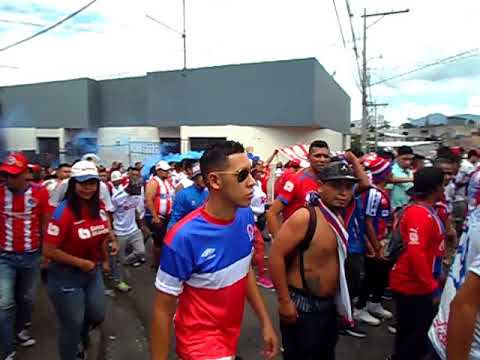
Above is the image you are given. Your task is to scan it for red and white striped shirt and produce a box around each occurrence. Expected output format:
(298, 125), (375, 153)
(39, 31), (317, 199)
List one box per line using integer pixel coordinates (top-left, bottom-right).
(151, 176), (175, 217)
(0, 183), (49, 253)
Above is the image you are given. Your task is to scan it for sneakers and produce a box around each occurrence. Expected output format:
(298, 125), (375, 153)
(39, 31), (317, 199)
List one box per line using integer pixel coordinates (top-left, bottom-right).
(256, 276), (274, 289)
(116, 281), (132, 292)
(17, 329), (36, 347)
(131, 261), (142, 268)
(367, 301), (393, 320)
(344, 322), (368, 338)
(4, 352), (16, 360)
(387, 322), (397, 334)
(354, 308), (381, 326)
(76, 343), (88, 360)
(382, 289), (393, 301)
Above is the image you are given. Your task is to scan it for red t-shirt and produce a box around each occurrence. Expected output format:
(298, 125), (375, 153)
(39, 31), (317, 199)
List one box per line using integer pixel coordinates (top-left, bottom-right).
(0, 183), (49, 253)
(44, 201), (110, 262)
(276, 170), (319, 219)
(390, 204), (445, 295)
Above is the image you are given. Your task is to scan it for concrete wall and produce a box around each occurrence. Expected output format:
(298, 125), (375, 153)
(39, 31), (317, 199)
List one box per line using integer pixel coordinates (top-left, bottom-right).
(147, 59), (316, 128)
(0, 79), (92, 128)
(180, 125), (347, 160)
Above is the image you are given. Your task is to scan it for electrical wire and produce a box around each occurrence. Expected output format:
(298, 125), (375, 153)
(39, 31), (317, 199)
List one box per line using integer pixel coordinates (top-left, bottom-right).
(345, 0), (362, 83)
(332, 0), (346, 48)
(371, 48), (480, 86)
(0, 19), (43, 27)
(0, 0), (97, 53)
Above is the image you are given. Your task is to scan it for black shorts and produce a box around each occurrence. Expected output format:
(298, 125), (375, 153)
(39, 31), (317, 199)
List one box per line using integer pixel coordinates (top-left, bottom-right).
(145, 216), (170, 246)
(280, 286), (338, 360)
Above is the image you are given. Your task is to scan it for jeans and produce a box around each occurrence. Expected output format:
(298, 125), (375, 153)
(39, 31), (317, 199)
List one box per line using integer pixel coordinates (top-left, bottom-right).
(394, 292), (435, 360)
(345, 252), (365, 301)
(0, 250), (41, 356)
(46, 264), (106, 360)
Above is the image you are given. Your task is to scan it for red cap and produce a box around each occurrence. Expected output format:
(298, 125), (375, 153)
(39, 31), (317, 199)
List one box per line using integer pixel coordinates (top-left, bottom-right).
(0, 152), (29, 175)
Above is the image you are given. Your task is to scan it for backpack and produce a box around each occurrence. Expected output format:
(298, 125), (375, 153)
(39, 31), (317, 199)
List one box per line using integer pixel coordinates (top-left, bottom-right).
(384, 206), (407, 264)
(298, 206), (317, 294)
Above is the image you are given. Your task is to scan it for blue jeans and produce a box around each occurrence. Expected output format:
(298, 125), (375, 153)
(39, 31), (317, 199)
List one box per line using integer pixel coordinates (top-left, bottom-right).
(46, 264), (106, 360)
(0, 250), (41, 356)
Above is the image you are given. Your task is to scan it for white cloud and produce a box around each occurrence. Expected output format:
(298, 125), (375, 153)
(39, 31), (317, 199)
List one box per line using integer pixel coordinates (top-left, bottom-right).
(0, 0), (479, 125)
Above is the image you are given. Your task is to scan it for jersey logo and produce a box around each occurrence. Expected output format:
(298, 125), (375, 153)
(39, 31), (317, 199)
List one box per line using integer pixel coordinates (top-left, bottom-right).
(47, 223), (60, 236)
(200, 248), (216, 260)
(78, 228), (92, 240)
(408, 229), (419, 245)
(27, 198), (37, 207)
(283, 181), (294, 193)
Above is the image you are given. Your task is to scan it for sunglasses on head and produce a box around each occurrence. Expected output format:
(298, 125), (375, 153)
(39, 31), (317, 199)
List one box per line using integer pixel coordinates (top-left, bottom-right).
(214, 168), (251, 183)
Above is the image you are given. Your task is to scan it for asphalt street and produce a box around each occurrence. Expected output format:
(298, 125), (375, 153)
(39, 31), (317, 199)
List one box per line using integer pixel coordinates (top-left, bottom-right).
(13, 263), (394, 360)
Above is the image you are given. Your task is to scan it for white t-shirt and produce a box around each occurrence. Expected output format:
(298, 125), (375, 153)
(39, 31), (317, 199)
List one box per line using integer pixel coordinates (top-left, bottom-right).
(429, 206), (480, 359)
(111, 187), (145, 236)
(250, 181), (267, 221)
(455, 159), (476, 201)
(49, 179), (114, 212)
(178, 177), (194, 190)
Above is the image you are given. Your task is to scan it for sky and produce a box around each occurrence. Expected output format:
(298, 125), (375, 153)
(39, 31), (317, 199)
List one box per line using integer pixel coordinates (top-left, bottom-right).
(0, 0), (479, 126)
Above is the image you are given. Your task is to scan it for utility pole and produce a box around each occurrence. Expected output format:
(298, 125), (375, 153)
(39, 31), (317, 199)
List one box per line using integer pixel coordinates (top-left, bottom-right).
(367, 102), (388, 150)
(360, 8), (409, 150)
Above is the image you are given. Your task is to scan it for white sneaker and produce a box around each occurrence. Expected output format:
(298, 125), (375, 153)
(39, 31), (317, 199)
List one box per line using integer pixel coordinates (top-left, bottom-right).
(17, 329), (36, 347)
(4, 351), (16, 360)
(354, 307), (381, 326)
(367, 301), (393, 320)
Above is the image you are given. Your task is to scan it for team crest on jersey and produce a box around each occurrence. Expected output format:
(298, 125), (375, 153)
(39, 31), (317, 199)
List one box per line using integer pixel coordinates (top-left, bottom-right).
(283, 181), (294, 193)
(78, 228), (92, 240)
(27, 198), (37, 207)
(247, 224), (255, 242)
(47, 223), (60, 236)
(6, 156), (16, 165)
(408, 229), (419, 245)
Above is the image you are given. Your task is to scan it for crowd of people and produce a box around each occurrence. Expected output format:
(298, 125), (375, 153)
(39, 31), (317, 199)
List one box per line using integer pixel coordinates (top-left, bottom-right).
(0, 140), (479, 360)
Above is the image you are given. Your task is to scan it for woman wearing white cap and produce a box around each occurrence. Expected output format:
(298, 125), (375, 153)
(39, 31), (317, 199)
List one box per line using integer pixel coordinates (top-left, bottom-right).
(42, 161), (118, 360)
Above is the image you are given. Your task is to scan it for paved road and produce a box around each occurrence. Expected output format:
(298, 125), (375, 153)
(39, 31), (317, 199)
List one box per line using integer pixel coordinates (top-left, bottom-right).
(13, 263), (394, 360)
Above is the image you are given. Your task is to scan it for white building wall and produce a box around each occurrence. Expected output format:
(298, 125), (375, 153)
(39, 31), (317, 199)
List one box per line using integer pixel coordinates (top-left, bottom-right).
(181, 125), (347, 160)
(97, 126), (180, 166)
(3, 128), (37, 151)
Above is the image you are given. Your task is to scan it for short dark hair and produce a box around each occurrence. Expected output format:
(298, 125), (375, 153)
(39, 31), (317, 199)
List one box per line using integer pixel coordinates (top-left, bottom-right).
(434, 157), (456, 167)
(200, 140), (245, 180)
(57, 163), (71, 169)
(397, 146), (413, 156)
(377, 149), (395, 161)
(309, 140), (329, 154)
(468, 149), (479, 159)
(414, 167), (445, 199)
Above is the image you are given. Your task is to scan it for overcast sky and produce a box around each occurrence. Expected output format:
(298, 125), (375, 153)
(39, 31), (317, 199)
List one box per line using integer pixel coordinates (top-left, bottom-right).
(0, 0), (479, 125)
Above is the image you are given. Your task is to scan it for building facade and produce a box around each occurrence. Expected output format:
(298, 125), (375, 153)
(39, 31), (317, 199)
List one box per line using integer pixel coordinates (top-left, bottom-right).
(0, 58), (351, 165)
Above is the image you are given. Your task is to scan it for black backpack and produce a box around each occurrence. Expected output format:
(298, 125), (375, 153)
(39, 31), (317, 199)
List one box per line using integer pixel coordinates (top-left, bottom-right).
(384, 206), (409, 264)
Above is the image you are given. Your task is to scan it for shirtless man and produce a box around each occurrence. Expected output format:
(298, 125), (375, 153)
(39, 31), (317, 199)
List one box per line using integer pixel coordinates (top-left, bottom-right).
(269, 161), (357, 359)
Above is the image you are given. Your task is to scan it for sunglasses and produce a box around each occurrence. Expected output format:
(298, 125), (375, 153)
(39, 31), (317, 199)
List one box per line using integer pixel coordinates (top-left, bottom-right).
(214, 168), (252, 183)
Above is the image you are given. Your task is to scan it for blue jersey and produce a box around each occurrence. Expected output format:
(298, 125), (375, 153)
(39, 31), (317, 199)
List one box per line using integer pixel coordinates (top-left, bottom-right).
(345, 195), (366, 254)
(167, 185), (208, 229)
(156, 206), (255, 360)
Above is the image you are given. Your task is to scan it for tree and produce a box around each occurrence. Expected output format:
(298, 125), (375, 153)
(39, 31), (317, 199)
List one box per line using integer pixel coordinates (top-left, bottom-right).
(401, 123), (415, 129)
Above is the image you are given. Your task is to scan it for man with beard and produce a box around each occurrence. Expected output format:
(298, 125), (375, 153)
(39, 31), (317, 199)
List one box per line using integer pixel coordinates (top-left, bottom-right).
(266, 140), (330, 238)
(269, 161), (357, 359)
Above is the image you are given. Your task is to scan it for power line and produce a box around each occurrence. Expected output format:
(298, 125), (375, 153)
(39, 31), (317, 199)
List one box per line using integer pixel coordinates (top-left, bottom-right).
(145, 14), (183, 36)
(332, 0), (346, 48)
(0, 0), (97, 53)
(344, 0), (363, 90)
(370, 48), (480, 86)
(0, 18), (43, 27)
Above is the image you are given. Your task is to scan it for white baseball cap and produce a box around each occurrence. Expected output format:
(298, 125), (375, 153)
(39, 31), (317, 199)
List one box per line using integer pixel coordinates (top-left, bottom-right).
(110, 171), (122, 182)
(191, 163), (202, 178)
(155, 160), (171, 171)
(81, 153), (100, 164)
(71, 161), (99, 182)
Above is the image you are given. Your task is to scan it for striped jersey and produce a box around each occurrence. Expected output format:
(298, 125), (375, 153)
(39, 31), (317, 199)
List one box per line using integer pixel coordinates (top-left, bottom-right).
(155, 206), (255, 360)
(0, 183), (49, 252)
(149, 176), (175, 217)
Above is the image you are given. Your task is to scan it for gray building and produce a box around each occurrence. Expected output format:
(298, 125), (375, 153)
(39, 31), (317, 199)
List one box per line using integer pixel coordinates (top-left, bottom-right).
(0, 58), (350, 164)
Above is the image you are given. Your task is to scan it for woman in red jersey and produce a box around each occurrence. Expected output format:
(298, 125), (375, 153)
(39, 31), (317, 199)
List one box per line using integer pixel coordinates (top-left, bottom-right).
(43, 161), (118, 360)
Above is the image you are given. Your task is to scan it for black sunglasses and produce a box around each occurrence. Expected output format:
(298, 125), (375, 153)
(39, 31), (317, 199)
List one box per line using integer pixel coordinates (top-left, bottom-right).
(214, 169), (251, 183)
